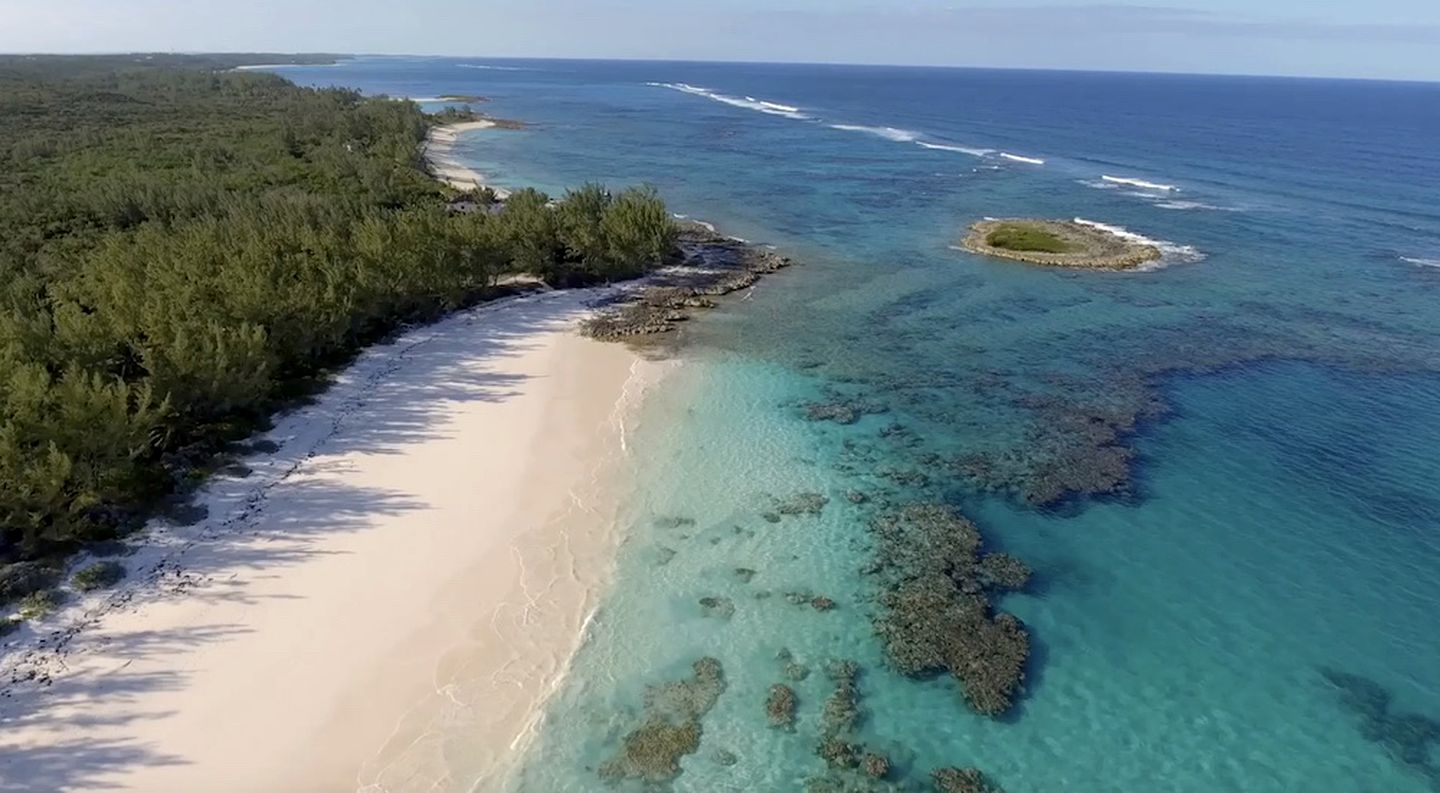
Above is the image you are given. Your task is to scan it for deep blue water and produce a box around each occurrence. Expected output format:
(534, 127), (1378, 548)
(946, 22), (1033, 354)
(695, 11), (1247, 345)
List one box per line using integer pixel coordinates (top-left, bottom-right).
(276, 57), (1440, 791)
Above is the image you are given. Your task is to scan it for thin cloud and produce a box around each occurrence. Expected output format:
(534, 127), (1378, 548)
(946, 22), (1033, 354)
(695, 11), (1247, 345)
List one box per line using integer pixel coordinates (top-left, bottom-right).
(937, 4), (1440, 43)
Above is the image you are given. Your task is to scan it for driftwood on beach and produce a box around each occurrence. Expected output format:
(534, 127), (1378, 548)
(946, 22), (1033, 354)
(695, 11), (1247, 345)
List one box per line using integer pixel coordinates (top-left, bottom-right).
(581, 222), (795, 343)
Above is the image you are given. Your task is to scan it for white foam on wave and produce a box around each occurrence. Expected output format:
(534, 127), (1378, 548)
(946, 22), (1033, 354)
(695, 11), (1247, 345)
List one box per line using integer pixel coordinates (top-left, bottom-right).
(999, 152), (1045, 165)
(829, 124), (921, 142)
(916, 141), (994, 158)
(1073, 218), (1206, 268)
(459, 64), (530, 71)
(648, 82), (809, 119)
(1102, 175), (1178, 192)
(1155, 200), (1237, 212)
(1400, 256), (1440, 268)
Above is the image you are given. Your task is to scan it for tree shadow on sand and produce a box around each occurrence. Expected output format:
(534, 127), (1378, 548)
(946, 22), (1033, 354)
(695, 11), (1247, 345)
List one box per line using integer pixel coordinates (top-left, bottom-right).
(0, 294), (594, 789)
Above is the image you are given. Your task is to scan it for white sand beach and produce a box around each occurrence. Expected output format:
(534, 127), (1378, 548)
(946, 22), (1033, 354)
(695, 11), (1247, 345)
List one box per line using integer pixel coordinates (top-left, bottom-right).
(0, 290), (664, 792)
(424, 121), (512, 198)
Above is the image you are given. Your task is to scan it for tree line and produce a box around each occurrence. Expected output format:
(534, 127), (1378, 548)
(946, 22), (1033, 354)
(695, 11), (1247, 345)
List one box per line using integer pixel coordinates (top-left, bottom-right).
(0, 56), (676, 598)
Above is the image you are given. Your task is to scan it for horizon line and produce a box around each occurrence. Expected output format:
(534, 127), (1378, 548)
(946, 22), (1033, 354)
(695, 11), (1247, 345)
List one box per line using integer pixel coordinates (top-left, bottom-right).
(3, 50), (1437, 86)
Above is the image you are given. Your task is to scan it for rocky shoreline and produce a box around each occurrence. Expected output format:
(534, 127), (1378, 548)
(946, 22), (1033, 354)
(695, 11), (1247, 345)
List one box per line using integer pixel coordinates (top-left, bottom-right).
(962, 218), (1161, 270)
(582, 221), (795, 344)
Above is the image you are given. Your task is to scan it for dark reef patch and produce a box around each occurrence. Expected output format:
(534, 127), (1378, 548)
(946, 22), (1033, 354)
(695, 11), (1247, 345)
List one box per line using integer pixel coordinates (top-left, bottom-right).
(1320, 668), (1440, 790)
(932, 767), (1001, 793)
(869, 505), (1030, 717)
(598, 657), (727, 785)
(766, 683), (799, 729)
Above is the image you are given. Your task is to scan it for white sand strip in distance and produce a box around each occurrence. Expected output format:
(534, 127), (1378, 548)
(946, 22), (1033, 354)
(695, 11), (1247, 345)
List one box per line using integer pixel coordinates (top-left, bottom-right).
(424, 121), (512, 198)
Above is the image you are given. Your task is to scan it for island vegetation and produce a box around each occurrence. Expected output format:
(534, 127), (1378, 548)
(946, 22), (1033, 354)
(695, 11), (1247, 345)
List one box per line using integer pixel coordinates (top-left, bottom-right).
(0, 55), (677, 606)
(962, 218), (1160, 269)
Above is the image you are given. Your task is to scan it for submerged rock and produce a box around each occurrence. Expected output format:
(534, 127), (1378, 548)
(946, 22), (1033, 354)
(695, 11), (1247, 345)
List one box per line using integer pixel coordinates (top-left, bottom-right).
(766, 683), (798, 729)
(775, 492), (830, 517)
(712, 748), (739, 767)
(818, 736), (861, 770)
(932, 767), (999, 793)
(869, 504), (1031, 717)
(599, 721), (700, 783)
(977, 553), (1031, 590)
(598, 658), (727, 784)
(699, 596), (736, 620)
(861, 752), (891, 780)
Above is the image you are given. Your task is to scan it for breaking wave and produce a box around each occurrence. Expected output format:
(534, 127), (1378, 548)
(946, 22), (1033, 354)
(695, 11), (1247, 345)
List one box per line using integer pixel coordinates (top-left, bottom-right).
(916, 141), (994, 158)
(648, 83), (809, 119)
(999, 152), (1045, 165)
(1400, 256), (1440, 268)
(1073, 218), (1206, 267)
(1102, 175), (1179, 192)
(459, 64), (531, 71)
(830, 124), (921, 142)
(1155, 200), (1237, 212)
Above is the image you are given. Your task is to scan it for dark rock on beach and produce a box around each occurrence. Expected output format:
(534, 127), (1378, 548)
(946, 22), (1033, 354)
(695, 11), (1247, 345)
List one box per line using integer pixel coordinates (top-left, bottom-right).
(582, 224), (795, 343)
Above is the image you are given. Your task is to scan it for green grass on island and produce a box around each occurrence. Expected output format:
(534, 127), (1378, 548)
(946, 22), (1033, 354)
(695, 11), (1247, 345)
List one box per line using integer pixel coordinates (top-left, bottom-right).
(984, 223), (1079, 254)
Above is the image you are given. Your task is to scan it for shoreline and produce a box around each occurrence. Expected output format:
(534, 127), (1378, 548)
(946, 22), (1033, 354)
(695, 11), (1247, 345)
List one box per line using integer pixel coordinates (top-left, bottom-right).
(0, 289), (669, 792)
(424, 121), (512, 198)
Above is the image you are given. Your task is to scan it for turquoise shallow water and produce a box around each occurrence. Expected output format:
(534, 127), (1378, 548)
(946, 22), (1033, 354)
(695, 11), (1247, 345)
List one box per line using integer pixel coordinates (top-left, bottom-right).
(276, 58), (1440, 791)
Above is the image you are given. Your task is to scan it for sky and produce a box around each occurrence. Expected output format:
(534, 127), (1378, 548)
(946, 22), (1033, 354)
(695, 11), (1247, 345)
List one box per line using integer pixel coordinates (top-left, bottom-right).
(2, 0), (1439, 81)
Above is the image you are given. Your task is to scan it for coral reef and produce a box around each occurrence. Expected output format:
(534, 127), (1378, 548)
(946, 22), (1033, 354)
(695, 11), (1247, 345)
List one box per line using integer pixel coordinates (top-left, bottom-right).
(766, 683), (798, 729)
(699, 596), (736, 620)
(932, 767), (999, 793)
(784, 591), (840, 611)
(777, 648), (811, 681)
(977, 554), (1032, 590)
(598, 657), (727, 784)
(861, 752), (891, 780)
(822, 661), (862, 736)
(868, 505), (1030, 716)
(775, 492), (830, 517)
(1321, 668), (1440, 789)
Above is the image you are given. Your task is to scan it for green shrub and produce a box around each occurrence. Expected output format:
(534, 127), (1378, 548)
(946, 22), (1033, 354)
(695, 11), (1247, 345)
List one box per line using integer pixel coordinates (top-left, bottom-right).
(73, 560), (127, 592)
(0, 561), (60, 605)
(17, 589), (65, 620)
(985, 224), (1076, 254)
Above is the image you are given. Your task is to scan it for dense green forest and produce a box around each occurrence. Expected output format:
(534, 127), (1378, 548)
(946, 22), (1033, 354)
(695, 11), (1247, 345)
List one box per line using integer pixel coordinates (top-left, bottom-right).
(0, 56), (677, 603)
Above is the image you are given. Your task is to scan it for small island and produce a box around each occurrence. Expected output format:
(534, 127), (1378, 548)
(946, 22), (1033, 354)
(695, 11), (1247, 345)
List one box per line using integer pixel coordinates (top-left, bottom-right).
(961, 218), (1161, 270)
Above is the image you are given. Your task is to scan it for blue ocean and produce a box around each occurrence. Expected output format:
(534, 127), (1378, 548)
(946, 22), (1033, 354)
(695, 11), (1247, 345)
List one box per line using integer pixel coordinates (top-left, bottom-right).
(276, 57), (1440, 791)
